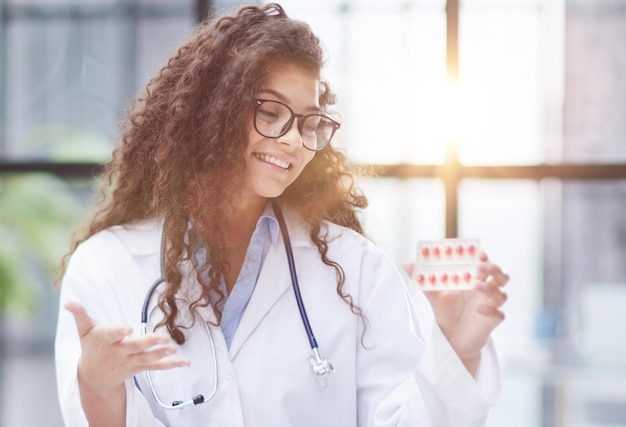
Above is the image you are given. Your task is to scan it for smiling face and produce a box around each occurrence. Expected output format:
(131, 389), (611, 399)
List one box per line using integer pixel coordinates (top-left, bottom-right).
(242, 62), (319, 202)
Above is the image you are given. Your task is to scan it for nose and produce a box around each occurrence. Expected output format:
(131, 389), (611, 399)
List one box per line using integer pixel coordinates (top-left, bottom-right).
(276, 119), (303, 149)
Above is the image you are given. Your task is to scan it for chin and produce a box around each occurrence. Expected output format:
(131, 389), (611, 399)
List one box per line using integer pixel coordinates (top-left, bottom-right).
(260, 189), (287, 199)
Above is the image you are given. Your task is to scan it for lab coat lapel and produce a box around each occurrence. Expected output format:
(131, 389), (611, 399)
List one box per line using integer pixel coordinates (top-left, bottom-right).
(228, 209), (312, 358)
(228, 239), (291, 358)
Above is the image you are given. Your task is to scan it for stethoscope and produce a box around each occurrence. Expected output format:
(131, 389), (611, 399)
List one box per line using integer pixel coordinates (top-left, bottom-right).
(140, 201), (335, 410)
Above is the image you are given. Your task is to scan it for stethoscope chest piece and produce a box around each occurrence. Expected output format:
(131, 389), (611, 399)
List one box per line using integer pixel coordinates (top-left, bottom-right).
(309, 348), (335, 388)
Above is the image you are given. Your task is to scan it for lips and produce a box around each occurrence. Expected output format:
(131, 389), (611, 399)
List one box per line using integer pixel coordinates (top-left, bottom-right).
(254, 153), (292, 170)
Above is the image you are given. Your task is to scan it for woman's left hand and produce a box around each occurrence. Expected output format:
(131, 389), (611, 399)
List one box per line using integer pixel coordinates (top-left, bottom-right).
(404, 252), (509, 376)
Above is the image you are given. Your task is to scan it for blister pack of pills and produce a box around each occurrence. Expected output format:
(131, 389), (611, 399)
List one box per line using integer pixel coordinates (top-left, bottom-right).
(413, 238), (481, 291)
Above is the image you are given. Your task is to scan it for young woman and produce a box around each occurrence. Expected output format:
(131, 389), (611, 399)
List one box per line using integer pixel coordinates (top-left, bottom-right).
(55, 4), (509, 427)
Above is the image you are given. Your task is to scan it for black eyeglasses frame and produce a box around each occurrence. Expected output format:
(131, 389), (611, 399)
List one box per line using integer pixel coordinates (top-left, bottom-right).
(253, 99), (341, 151)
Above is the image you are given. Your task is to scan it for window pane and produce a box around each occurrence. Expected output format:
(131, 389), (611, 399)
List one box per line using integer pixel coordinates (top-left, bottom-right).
(3, 3), (194, 161)
(359, 177), (445, 264)
(5, 18), (130, 160)
(274, 0), (448, 164)
(563, 2), (626, 162)
(459, 179), (543, 342)
(562, 180), (626, 357)
(458, 1), (563, 165)
(459, 179), (544, 427)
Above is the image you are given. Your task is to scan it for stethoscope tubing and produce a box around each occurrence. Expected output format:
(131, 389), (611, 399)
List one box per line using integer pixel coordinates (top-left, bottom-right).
(271, 200), (319, 351)
(139, 201), (333, 410)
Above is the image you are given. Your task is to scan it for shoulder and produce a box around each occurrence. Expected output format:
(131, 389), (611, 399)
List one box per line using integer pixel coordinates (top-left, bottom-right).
(75, 217), (163, 258)
(60, 218), (164, 324)
(324, 221), (381, 257)
(284, 208), (387, 262)
(66, 217), (163, 284)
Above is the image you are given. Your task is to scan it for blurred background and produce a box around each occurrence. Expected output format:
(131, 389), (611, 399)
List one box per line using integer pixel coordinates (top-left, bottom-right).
(1, 0), (625, 425)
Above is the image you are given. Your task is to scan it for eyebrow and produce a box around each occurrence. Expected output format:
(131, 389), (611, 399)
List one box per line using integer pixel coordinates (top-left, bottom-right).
(258, 88), (320, 112)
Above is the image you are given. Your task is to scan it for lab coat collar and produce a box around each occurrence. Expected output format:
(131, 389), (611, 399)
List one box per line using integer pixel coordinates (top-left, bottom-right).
(271, 202), (315, 249)
(133, 208), (316, 352)
(116, 217), (164, 256)
(119, 205), (315, 256)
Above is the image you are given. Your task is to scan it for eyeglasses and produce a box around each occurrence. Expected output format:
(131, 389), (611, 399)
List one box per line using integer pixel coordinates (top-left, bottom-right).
(253, 99), (341, 151)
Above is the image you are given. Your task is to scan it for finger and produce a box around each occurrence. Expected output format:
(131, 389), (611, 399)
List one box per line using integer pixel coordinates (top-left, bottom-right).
(65, 301), (98, 338)
(476, 262), (509, 286)
(491, 269), (510, 287)
(121, 333), (172, 354)
(145, 357), (191, 372)
(476, 304), (506, 323)
(65, 301), (132, 342)
(475, 284), (508, 307)
(476, 276), (507, 292)
(129, 346), (190, 371)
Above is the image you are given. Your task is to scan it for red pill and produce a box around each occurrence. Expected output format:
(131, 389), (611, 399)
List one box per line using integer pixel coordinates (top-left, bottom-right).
(440, 272), (449, 284)
(468, 244), (477, 257)
(433, 246), (441, 258)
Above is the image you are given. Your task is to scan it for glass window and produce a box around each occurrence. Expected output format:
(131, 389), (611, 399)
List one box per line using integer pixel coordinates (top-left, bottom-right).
(458, 1), (552, 165)
(562, 2), (626, 163)
(359, 177), (445, 263)
(0, 2), (197, 425)
(3, 1), (626, 426)
(2, 1), (195, 161)
(278, 0), (448, 164)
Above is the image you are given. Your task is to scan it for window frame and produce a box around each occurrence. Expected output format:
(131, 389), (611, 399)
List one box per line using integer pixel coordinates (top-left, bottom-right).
(1, 1), (626, 423)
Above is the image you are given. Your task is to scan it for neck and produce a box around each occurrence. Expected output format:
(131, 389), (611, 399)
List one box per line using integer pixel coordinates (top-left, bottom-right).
(221, 196), (269, 293)
(225, 195), (267, 240)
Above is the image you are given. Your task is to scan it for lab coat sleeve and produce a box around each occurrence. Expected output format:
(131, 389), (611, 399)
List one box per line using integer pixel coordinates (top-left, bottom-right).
(411, 287), (501, 427)
(354, 245), (500, 427)
(54, 236), (166, 427)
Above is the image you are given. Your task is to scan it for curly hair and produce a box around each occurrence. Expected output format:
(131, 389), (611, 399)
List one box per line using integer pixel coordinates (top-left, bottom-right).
(59, 3), (368, 344)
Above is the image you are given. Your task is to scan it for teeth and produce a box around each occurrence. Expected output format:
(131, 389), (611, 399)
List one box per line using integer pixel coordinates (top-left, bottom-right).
(255, 153), (290, 169)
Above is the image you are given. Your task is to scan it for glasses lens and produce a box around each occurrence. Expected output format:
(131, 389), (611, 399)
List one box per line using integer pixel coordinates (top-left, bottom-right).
(302, 115), (335, 150)
(255, 100), (292, 138)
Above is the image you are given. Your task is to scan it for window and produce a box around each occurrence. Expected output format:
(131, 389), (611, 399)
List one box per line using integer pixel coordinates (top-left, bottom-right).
(2, 1), (625, 425)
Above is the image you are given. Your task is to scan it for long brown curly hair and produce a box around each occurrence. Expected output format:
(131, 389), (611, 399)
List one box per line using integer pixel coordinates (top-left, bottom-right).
(59, 3), (368, 344)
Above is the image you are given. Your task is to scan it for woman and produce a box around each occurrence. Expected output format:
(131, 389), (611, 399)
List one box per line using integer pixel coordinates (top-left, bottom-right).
(55, 4), (508, 427)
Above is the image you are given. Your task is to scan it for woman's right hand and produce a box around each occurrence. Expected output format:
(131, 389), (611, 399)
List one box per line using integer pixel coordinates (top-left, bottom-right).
(64, 301), (189, 426)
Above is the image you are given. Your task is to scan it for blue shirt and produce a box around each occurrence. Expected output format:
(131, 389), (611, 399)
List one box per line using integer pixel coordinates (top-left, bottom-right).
(192, 204), (279, 348)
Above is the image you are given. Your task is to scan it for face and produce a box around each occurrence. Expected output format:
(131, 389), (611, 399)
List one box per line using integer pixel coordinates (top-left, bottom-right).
(242, 63), (319, 201)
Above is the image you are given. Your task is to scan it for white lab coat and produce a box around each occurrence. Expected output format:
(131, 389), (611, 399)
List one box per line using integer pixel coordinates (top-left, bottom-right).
(55, 212), (500, 427)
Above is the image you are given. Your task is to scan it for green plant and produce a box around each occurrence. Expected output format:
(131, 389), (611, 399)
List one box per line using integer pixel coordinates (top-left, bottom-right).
(0, 173), (92, 316)
(0, 125), (109, 316)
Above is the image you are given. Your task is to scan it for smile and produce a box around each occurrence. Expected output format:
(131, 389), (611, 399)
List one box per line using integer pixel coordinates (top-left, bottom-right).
(254, 153), (292, 170)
